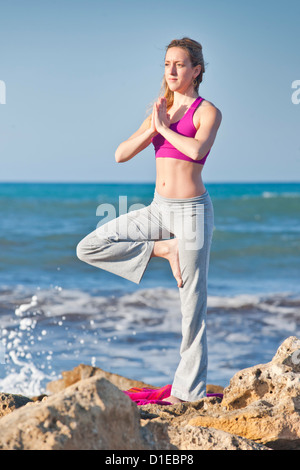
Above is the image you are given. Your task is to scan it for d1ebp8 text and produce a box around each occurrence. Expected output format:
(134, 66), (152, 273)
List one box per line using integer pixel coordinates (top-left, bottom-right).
(104, 453), (194, 466)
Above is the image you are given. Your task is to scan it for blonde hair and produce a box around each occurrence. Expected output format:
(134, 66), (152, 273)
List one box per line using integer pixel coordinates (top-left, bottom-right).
(161, 37), (206, 110)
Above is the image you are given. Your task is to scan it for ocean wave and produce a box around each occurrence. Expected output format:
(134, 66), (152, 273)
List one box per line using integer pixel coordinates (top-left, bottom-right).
(1, 285), (299, 323)
(0, 285), (299, 396)
(207, 292), (300, 316)
(262, 191), (300, 199)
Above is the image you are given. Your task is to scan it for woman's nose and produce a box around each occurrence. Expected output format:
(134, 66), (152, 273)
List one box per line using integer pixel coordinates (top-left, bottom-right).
(170, 64), (177, 75)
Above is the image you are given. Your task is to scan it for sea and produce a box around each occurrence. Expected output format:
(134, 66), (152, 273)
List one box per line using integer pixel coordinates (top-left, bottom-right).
(0, 182), (300, 396)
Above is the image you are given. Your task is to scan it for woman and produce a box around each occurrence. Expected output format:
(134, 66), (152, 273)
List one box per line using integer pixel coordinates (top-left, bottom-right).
(77, 37), (222, 404)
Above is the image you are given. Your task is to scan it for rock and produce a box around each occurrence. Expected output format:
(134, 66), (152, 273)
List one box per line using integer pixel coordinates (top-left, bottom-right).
(31, 394), (48, 402)
(222, 336), (300, 410)
(168, 424), (268, 450)
(46, 363), (224, 396)
(46, 363), (154, 394)
(162, 424), (269, 450)
(188, 336), (300, 450)
(141, 414), (268, 450)
(206, 384), (224, 394)
(1, 336), (300, 450)
(0, 374), (266, 451)
(0, 377), (145, 450)
(0, 393), (33, 418)
(139, 396), (268, 450)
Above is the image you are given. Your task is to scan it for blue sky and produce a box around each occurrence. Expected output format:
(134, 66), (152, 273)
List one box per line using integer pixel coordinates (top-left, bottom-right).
(0, 0), (299, 183)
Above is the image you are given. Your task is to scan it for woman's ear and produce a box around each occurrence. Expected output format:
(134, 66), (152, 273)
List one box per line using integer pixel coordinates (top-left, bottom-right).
(193, 64), (202, 80)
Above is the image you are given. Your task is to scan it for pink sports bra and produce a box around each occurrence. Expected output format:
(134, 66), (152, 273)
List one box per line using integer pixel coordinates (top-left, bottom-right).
(151, 96), (210, 165)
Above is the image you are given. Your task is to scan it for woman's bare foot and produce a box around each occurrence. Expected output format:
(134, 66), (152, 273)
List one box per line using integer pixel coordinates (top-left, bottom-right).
(163, 395), (185, 404)
(151, 238), (183, 288)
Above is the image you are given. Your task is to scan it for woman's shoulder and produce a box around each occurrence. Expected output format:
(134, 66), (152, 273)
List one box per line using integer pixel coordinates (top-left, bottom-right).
(195, 98), (222, 125)
(199, 97), (221, 113)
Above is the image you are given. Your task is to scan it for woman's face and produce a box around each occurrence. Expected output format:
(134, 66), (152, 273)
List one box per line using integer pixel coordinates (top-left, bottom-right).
(164, 47), (200, 94)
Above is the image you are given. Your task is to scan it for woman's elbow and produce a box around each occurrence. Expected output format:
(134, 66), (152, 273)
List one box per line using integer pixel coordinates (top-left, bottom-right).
(191, 144), (205, 162)
(115, 146), (124, 163)
(115, 146), (136, 163)
(193, 143), (211, 162)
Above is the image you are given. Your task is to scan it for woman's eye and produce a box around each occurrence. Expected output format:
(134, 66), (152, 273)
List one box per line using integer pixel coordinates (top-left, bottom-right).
(164, 63), (184, 67)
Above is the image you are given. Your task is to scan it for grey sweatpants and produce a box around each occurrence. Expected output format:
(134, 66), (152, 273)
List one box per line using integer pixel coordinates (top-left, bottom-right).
(76, 189), (214, 401)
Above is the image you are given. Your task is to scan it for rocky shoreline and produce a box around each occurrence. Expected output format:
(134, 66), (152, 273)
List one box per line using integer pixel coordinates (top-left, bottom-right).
(0, 336), (300, 450)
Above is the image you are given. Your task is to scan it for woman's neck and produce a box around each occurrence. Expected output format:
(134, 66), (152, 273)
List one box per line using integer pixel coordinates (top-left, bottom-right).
(172, 90), (199, 108)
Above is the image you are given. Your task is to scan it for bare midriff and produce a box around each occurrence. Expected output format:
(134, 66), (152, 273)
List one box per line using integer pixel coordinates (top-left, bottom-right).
(155, 157), (206, 198)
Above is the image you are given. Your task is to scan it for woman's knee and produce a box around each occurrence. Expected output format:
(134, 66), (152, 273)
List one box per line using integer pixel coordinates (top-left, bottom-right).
(76, 231), (108, 263)
(76, 237), (90, 262)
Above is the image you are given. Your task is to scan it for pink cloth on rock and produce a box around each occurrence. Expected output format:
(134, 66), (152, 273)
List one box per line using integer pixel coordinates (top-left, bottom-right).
(123, 384), (223, 406)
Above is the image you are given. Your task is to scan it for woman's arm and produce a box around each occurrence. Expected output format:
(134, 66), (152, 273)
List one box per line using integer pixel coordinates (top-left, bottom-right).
(154, 98), (222, 161)
(115, 109), (157, 163)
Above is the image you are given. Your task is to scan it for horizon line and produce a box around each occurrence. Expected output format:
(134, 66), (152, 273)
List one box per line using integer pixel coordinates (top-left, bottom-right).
(0, 180), (300, 185)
